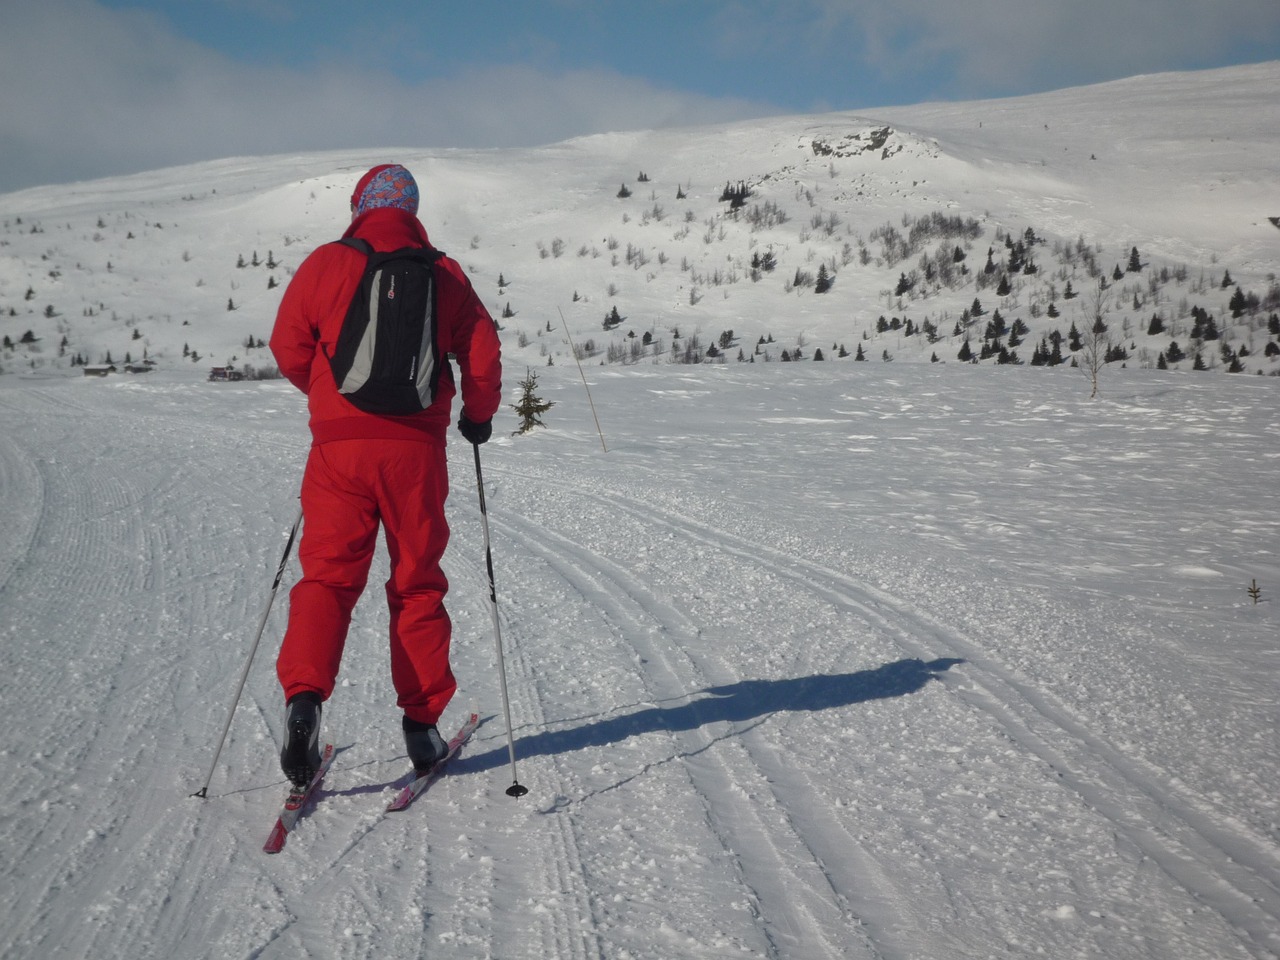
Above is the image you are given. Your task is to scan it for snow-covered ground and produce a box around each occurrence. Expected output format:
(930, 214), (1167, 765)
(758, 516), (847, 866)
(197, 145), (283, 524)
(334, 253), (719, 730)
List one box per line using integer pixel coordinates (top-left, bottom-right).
(0, 358), (1277, 959)
(1, 60), (1278, 960)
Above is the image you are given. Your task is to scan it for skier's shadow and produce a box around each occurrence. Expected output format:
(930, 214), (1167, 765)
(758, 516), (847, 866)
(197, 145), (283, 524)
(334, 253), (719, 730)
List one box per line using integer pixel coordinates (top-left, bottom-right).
(463, 656), (964, 774)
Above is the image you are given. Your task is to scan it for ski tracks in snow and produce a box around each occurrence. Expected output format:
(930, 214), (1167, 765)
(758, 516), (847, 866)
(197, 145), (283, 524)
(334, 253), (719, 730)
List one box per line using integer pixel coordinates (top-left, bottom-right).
(0, 384), (309, 960)
(490, 509), (881, 959)
(4, 376), (1276, 960)
(481, 459), (1280, 960)
(475, 461), (931, 959)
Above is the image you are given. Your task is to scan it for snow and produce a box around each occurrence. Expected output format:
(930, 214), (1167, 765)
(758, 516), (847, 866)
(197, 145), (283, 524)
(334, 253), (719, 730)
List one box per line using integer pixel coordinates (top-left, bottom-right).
(1, 63), (1279, 959)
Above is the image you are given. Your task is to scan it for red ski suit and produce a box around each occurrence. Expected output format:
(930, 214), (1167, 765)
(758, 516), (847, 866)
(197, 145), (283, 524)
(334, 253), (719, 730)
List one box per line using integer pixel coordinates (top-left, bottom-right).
(270, 206), (502, 724)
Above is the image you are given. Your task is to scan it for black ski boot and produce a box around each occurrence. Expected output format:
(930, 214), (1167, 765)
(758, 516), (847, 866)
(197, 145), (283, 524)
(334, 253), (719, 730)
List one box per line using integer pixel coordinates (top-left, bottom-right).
(403, 715), (447, 773)
(280, 692), (322, 788)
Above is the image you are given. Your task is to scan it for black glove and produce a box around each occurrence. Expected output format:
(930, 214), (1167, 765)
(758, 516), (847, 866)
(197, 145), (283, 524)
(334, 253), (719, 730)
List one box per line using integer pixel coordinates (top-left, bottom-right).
(458, 414), (492, 445)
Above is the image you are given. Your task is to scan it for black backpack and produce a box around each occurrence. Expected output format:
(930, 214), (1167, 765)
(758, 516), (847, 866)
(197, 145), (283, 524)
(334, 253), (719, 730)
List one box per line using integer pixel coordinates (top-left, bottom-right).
(327, 238), (446, 414)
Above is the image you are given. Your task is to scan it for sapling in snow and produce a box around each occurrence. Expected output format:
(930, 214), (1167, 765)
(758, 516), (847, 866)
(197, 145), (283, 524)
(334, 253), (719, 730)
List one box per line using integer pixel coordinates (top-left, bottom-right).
(511, 367), (553, 435)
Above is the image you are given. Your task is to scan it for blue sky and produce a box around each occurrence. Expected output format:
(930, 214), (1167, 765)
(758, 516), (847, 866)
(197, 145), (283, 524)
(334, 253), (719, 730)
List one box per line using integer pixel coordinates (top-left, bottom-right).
(2, 0), (1278, 193)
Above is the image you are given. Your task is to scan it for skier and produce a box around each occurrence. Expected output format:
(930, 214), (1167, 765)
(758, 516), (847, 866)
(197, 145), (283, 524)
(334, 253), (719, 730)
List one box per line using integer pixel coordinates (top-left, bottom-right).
(269, 163), (502, 787)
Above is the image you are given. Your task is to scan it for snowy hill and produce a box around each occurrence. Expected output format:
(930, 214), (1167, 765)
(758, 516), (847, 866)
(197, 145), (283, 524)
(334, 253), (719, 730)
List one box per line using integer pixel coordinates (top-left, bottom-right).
(1, 61), (1277, 380)
(0, 63), (1279, 960)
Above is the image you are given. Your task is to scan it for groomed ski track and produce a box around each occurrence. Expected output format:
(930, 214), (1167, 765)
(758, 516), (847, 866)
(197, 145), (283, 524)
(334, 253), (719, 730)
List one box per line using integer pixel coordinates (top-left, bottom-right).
(0, 365), (1277, 960)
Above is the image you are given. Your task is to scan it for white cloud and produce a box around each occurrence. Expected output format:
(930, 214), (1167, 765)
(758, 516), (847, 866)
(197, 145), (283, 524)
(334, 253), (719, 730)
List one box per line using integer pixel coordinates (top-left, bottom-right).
(4, 0), (1274, 193)
(801, 0), (1280, 95)
(0, 0), (772, 193)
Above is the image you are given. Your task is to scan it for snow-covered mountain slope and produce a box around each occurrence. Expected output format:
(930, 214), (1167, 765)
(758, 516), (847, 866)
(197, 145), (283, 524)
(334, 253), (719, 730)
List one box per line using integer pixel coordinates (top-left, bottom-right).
(1, 61), (1277, 380)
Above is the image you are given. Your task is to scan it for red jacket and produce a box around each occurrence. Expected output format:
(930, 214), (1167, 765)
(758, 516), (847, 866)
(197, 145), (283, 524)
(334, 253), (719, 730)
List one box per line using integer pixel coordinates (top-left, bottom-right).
(270, 207), (502, 444)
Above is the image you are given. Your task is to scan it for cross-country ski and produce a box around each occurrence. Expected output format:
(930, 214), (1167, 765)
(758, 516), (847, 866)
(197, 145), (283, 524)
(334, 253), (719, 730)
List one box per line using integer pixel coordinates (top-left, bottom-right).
(262, 743), (337, 854)
(386, 712), (481, 812)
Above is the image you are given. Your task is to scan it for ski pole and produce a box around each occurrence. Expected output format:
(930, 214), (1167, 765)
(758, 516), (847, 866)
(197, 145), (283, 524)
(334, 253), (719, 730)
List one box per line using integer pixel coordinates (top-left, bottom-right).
(192, 503), (303, 799)
(472, 444), (529, 798)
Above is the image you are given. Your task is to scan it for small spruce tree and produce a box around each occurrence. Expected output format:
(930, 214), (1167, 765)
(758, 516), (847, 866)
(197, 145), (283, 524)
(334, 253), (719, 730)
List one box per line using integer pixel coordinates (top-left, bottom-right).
(1229, 286), (1247, 318)
(511, 368), (554, 435)
(815, 264), (833, 294)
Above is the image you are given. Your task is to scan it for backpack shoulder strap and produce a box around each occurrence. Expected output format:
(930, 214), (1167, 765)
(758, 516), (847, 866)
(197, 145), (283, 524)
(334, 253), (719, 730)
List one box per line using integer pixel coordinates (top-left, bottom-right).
(388, 244), (446, 263)
(336, 237), (373, 256)
(336, 239), (444, 265)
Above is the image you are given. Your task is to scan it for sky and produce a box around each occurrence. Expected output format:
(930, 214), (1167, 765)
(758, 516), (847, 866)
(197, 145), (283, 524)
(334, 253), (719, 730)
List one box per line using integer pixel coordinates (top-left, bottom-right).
(1, 0), (1278, 195)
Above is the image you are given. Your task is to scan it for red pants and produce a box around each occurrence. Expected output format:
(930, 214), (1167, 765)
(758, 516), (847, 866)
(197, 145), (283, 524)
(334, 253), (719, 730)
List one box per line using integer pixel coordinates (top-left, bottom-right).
(277, 439), (456, 724)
